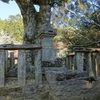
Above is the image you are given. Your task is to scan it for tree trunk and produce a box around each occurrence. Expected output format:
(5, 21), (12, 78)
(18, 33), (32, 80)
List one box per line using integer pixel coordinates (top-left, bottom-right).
(15, 1), (54, 72)
(16, 0), (37, 74)
(37, 5), (52, 33)
(16, 0), (36, 44)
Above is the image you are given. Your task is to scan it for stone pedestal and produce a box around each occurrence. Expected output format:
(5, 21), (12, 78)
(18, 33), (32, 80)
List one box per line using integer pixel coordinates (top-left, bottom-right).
(36, 27), (56, 85)
(39, 27), (56, 61)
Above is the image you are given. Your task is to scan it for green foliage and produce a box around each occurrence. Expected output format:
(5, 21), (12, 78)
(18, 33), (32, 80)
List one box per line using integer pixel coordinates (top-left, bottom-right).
(0, 14), (24, 42)
(0, 19), (5, 30)
(52, 0), (100, 52)
(32, 0), (69, 6)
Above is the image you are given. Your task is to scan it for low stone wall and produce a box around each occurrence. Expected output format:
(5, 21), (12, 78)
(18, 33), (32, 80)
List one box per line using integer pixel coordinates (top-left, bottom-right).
(45, 68), (100, 100)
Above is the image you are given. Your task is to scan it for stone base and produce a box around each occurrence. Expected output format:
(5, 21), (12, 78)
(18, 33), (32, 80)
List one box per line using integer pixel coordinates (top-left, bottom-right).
(49, 78), (100, 100)
(44, 68), (100, 100)
(45, 68), (88, 82)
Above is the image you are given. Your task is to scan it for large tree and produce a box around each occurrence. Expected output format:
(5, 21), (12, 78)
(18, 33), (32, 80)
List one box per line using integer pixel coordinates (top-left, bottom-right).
(52, 0), (100, 50)
(1, 0), (66, 44)
(0, 0), (67, 69)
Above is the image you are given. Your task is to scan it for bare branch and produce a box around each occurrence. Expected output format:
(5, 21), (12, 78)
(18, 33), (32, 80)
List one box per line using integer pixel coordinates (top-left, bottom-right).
(73, 39), (100, 47)
(1, 0), (9, 3)
(65, 4), (100, 27)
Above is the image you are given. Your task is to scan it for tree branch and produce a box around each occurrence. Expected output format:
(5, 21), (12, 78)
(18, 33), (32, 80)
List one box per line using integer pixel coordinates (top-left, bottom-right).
(65, 4), (100, 27)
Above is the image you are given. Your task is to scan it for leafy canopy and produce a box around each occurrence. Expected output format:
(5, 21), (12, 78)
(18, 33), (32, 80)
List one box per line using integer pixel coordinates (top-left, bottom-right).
(0, 14), (24, 42)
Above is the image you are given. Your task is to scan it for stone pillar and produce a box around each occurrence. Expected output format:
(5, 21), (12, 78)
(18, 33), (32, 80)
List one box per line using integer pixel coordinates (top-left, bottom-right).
(69, 56), (72, 69)
(91, 53), (96, 76)
(0, 50), (5, 87)
(65, 56), (69, 69)
(18, 50), (26, 86)
(97, 53), (100, 76)
(72, 55), (75, 70)
(87, 53), (94, 76)
(34, 49), (42, 86)
(10, 52), (14, 69)
(75, 52), (83, 71)
(95, 53), (98, 76)
(5, 50), (8, 75)
(84, 53), (88, 71)
(67, 55), (70, 69)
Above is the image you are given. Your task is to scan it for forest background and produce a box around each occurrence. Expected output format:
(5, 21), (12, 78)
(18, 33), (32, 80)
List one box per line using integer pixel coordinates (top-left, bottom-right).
(0, 0), (100, 57)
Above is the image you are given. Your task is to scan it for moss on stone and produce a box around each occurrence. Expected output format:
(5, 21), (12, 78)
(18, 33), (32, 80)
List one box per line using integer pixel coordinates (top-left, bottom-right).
(26, 75), (35, 79)
(0, 87), (22, 96)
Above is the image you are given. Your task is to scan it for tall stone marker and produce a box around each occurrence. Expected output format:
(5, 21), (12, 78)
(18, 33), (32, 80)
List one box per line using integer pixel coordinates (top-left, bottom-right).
(18, 50), (26, 86)
(39, 27), (56, 61)
(0, 50), (5, 87)
(38, 4), (57, 61)
(34, 49), (42, 86)
(75, 52), (83, 71)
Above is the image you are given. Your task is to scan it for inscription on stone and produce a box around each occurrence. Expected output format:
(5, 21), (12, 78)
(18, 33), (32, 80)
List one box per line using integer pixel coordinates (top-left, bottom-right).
(42, 61), (62, 67)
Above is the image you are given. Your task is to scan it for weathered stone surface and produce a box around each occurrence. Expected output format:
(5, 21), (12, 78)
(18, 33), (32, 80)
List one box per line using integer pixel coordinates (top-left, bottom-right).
(26, 62), (35, 76)
(39, 26), (56, 62)
(22, 86), (35, 94)
(45, 68), (88, 83)
(75, 52), (84, 71)
(45, 68), (67, 82)
(65, 70), (88, 80)
(18, 50), (26, 86)
(86, 53), (94, 76)
(6, 67), (17, 77)
(0, 50), (5, 87)
(10, 52), (14, 70)
(45, 68), (100, 100)
(96, 53), (100, 76)
(49, 77), (100, 100)
(41, 37), (56, 61)
(42, 60), (62, 67)
(0, 44), (41, 50)
(34, 49), (42, 86)
(5, 50), (8, 75)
